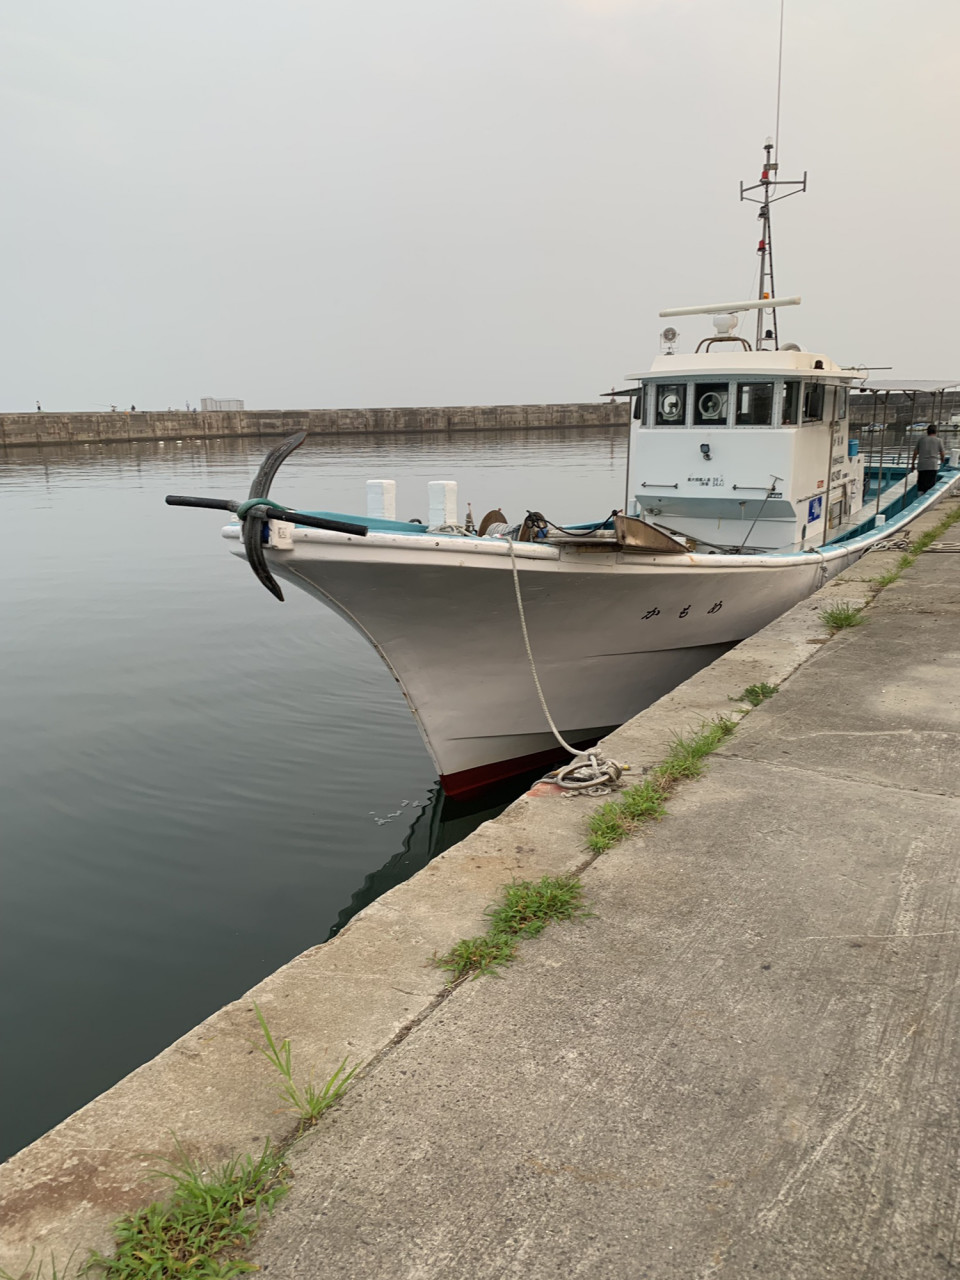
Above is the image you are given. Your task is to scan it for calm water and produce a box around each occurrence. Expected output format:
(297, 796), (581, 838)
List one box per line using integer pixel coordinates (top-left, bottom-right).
(0, 427), (626, 1159)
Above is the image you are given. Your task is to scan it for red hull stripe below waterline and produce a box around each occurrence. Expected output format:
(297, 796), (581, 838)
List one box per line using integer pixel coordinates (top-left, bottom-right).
(439, 733), (617, 798)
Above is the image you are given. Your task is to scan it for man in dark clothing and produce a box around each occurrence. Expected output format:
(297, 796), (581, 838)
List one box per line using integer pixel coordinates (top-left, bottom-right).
(913, 425), (946, 494)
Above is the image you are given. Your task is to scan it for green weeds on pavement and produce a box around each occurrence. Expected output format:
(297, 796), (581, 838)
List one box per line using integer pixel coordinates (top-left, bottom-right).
(83, 1141), (287, 1279)
(253, 1004), (357, 1131)
(3, 1013), (361, 1280)
(436, 875), (590, 982)
(732, 682), (778, 707)
(0, 1251), (77, 1280)
(586, 717), (737, 855)
(819, 601), (864, 633)
(870, 502), (960, 588)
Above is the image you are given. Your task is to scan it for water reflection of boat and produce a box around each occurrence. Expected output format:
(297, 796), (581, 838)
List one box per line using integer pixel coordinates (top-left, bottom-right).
(326, 773), (537, 938)
(168, 144), (960, 797)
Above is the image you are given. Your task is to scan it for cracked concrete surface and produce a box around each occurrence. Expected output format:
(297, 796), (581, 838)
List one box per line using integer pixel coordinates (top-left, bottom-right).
(3, 496), (959, 1276)
(249, 516), (960, 1278)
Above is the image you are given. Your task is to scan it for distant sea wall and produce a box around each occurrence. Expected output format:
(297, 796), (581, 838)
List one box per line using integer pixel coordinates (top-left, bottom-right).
(0, 403), (629, 448)
(7, 392), (955, 448)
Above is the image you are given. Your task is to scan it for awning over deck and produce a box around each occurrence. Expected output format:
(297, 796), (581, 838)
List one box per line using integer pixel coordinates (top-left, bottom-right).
(859, 379), (960, 393)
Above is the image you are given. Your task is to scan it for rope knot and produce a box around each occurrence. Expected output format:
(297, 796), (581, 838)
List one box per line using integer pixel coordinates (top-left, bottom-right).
(235, 497), (290, 520)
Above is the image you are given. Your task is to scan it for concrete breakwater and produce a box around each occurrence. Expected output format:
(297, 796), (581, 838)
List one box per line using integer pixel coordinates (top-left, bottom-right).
(5, 391), (957, 448)
(0, 402), (627, 448)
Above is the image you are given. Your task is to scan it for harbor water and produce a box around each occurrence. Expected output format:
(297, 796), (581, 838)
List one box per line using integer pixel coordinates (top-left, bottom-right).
(0, 426), (625, 1159)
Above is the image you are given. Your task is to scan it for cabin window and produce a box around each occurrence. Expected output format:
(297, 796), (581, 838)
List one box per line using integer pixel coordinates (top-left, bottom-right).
(633, 390), (645, 422)
(655, 383), (686, 425)
(736, 382), (774, 425)
(694, 382), (729, 425)
(782, 380), (801, 424)
(836, 386), (849, 420)
(803, 381), (825, 422)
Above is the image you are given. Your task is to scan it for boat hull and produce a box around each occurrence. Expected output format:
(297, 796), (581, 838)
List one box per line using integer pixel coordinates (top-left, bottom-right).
(243, 541), (827, 791)
(224, 471), (957, 794)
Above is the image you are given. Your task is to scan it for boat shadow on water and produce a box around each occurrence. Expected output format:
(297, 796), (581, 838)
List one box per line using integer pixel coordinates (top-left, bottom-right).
(326, 768), (545, 941)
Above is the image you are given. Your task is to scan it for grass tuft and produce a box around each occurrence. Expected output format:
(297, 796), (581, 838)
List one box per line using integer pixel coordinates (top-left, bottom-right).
(585, 800), (634, 853)
(487, 876), (589, 938)
(253, 1004), (357, 1128)
(820, 602), (864, 633)
(435, 932), (518, 981)
(0, 1251), (77, 1280)
(732, 682), (778, 707)
(619, 776), (670, 824)
(83, 1140), (287, 1278)
(586, 717), (734, 854)
(870, 502), (960, 587)
(436, 876), (589, 981)
(656, 718), (736, 782)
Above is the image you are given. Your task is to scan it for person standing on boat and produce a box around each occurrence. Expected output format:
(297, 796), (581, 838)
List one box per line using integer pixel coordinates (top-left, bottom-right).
(912, 425), (946, 494)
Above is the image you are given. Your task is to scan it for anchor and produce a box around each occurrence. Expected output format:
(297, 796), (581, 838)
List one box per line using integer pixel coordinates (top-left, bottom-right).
(164, 431), (368, 600)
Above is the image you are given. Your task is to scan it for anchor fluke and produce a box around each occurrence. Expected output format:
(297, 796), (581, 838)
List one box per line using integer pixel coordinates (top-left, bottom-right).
(164, 431), (368, 602)
(242, 431), (309, 601)
(248, 431), (308, 501)
(243, 508), (285, 600)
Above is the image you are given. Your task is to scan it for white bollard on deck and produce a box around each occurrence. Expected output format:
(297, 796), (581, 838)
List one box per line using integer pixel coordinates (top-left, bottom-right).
(428, 480), (458, 528)
(950, 447), (960, 468)
(366, 479), (397, 521)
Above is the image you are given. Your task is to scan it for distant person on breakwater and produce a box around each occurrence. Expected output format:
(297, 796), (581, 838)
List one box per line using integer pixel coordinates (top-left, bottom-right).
(35, 400), (41, 411)
(130, 404), (136, 411)
(913, 425), (946, 495)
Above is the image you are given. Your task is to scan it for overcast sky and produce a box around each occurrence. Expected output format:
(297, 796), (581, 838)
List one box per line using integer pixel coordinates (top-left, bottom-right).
(2, 0), (957, 411)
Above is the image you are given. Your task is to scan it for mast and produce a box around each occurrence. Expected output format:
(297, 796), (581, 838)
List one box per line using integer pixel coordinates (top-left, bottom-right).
(740, 140), (806, 350)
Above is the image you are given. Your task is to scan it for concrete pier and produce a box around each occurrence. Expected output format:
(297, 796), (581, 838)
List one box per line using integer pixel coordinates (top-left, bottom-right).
(249, 514), (960, 1279)
(2, 496), (959, 1276)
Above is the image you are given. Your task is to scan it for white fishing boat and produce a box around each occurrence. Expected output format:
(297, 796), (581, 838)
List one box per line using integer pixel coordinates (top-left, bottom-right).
(168, 143), (959, 795)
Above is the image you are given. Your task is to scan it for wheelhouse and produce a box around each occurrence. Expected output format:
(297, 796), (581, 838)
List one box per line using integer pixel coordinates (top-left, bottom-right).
(624, 325), (865, 554)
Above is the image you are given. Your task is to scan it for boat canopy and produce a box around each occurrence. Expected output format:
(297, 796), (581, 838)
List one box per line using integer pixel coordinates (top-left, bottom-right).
(860, 379), (960, 392)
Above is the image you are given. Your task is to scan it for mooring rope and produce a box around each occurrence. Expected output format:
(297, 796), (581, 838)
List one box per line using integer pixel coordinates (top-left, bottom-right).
(869, 535), (912, 552)
(506, 539), (624, 795)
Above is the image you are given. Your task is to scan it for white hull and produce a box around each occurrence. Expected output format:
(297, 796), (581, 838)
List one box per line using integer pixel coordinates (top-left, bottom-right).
(225, 508), (912, 792)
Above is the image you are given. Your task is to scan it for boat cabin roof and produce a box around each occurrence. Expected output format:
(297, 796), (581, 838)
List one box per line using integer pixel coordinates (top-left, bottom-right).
(643, 349), (855, 380)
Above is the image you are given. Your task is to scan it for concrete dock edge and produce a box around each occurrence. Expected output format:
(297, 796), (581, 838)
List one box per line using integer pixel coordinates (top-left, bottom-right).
(2, 492), (957, 1270)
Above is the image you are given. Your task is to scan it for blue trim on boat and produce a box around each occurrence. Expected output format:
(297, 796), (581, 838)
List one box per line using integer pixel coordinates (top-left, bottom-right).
(284, 473), (956, 554)
(297, 511), (449, 534)
(292, 512), (617, 537)
(826, 465), (958, 552)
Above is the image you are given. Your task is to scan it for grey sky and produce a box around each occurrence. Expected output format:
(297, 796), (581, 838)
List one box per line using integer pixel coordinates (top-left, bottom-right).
(2, 0), (957, 411)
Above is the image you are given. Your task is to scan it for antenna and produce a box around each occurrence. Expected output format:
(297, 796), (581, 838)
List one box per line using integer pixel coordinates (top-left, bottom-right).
(740, 143), (805, 351)
(774, 0), (785, 162)
(740, 2), (805, 351)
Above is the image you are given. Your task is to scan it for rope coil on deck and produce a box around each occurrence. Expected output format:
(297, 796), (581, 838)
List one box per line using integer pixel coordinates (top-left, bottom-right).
(506, 539), (625, 796)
